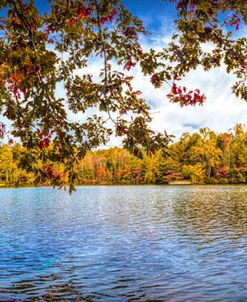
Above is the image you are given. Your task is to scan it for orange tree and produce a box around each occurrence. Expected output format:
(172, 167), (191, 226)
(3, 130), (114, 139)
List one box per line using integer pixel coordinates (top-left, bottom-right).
(0, 0), (246, 191)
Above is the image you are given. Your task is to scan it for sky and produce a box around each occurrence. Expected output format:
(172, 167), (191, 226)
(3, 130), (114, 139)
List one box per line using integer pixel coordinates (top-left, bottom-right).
(56, 0), (247, 144)
(3, 1), (247, 146)
(118, 1), (247, 140)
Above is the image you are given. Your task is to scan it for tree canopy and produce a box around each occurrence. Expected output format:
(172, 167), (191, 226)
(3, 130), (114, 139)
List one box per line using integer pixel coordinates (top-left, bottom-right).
(0, 0), (246, 191)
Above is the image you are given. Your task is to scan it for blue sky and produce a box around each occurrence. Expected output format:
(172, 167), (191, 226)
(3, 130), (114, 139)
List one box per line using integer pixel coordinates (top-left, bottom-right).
(35, 0), (177, 31)
(36, 1), (176, 16)
(123, 0), (177, 30)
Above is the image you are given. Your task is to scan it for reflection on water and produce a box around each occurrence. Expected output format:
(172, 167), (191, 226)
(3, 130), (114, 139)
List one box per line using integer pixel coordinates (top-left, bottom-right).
(0, 186), (247, 301)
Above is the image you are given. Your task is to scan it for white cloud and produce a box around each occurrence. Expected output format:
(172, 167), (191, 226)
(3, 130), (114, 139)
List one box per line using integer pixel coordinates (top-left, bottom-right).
(55, 27), (247, 146)
(123, 30), (247, 141)
(45, 17), (247, 149)
(138, 65), (247, 140)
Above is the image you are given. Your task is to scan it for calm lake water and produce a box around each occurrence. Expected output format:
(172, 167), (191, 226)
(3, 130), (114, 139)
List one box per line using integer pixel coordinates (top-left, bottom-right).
(0, 186), (247, 301)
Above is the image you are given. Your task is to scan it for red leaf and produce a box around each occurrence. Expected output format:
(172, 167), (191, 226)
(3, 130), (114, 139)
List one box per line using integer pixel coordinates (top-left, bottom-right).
(150, 74), (159, 84)
(8, 138), (14, 145)
(108, 9), (117, 22)
(135, 90), (142, 95)
(78, 10), (86, 18)
(67, 18), (75, 25)
(12, 73), (18, 81)
(100, 17), (107, 25)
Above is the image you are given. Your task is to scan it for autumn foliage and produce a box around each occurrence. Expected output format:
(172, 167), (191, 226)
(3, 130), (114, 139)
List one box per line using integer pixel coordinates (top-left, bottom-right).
(0, 124), (246, 187)
(0, 0), (246, 191)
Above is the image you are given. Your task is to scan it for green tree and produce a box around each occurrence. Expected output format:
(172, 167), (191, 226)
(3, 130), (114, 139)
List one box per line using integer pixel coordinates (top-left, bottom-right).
(0, 144), (19, 184)
(191, 128), (222, 179)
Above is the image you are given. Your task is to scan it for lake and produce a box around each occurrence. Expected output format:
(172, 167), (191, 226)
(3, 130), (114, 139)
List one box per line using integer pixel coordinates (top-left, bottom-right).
(0, 185), (247, 301)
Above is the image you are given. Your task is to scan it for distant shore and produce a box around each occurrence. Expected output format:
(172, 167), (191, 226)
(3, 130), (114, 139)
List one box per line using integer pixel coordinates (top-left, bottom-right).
(0, 183), (246, 189)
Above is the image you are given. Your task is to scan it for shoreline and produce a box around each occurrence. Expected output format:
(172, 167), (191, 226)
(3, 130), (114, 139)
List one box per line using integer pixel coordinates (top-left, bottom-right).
(0, 183), (247, 189)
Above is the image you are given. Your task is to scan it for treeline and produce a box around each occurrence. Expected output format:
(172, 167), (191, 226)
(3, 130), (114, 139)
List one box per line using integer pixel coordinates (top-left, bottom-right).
(0, 124), (246, 187)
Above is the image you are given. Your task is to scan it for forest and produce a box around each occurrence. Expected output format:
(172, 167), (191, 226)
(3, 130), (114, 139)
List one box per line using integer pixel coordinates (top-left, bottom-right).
(0, 124), (246, 187)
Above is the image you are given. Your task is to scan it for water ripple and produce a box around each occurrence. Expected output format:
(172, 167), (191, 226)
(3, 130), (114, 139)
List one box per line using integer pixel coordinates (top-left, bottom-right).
(0, 185), (247, 301)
